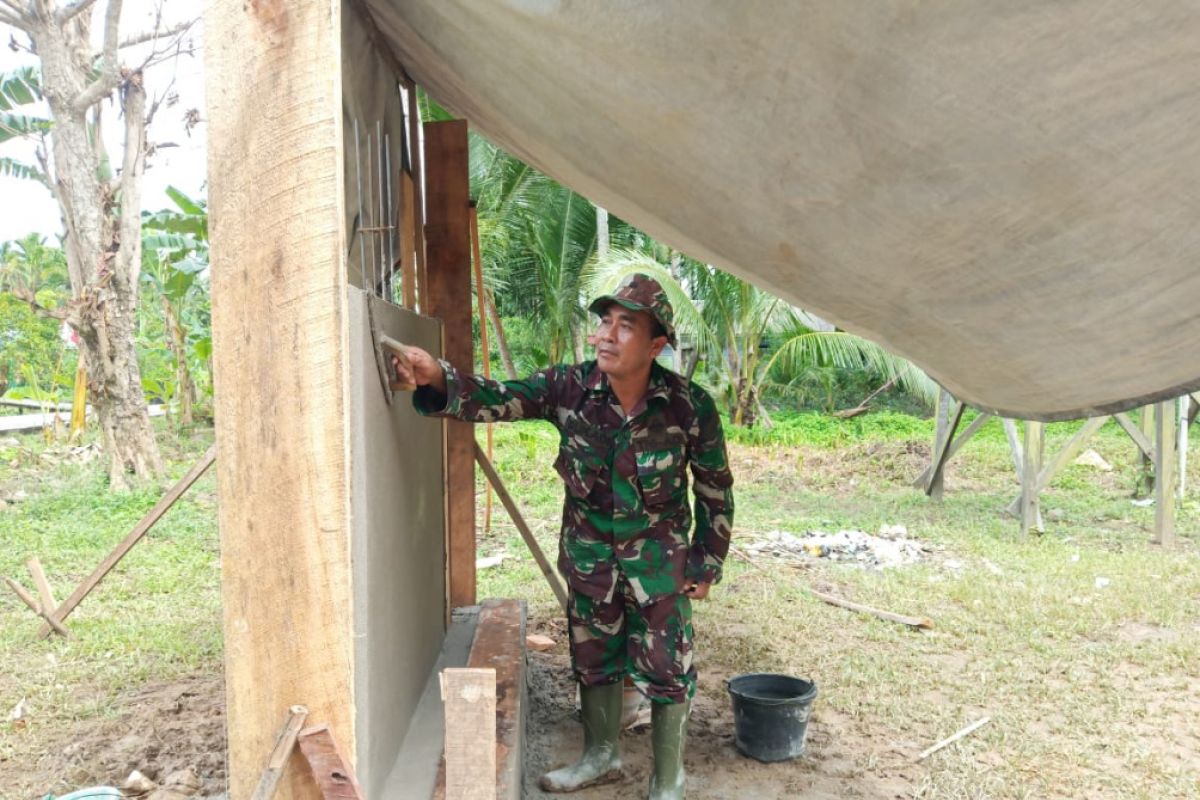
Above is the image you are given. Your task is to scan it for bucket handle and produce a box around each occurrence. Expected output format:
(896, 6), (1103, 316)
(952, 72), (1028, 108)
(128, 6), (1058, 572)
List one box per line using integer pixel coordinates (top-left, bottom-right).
(726, 678), (816, 707)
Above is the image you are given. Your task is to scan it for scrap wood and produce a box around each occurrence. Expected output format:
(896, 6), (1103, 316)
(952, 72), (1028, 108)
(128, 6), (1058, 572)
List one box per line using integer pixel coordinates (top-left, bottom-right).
(809, 588), (933, 630)
(917, 716), (991, 761)
(250, 705), (310, 800)
(473, 442), (569, 612)
(4, 576), (69, 637)
(297, 724), (365, 800)
(37, 443), (216, 639)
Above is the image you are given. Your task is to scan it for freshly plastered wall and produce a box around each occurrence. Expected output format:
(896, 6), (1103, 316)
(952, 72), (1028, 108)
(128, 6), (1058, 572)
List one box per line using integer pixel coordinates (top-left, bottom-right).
(348, 290), (445, 797)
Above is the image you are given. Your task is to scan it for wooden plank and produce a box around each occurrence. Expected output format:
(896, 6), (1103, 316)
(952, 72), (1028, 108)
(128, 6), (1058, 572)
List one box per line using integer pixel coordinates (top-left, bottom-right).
(38, 445), (216, 639)
(1006, 416), (1109, 516)
(441, 668), (497, 800)
(470, 206), (496, 532)
(1002, 418), (1023, 480)
(474, 444), (568, 611)
(5, 576), (70, 637)
(923, 401), (966, 499)
(1114, 411), (1154, 458)
(204, 0), (355, 795)
(1154, 400), (1177, 547)
(297, 725), (365, 800)
(400, 170), (418, 308)
(403, 82), (428, 310)
(251, 705), (310, 800)
(919, 408), (989, 495)
(424, 119), (476, 610)
(1019, 421), (1044, 536)
(25, 557), (57, 616)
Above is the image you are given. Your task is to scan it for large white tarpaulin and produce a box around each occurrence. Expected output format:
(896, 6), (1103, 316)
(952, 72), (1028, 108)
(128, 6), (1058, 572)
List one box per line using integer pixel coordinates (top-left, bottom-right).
(365, 0), (1200, 420)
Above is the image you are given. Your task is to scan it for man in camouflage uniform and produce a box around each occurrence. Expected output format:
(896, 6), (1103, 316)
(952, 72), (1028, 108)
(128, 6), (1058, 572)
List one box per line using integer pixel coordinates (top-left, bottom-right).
(394, 273), (734, 800)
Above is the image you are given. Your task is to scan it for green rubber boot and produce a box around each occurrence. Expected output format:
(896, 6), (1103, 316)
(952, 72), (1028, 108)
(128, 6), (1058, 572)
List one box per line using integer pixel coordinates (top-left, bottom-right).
(648, 700), (689, 800)
(539, 681), (624, 792)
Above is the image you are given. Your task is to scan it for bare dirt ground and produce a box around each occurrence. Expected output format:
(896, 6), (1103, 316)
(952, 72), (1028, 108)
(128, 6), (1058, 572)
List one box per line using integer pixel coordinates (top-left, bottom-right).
(522, 637), (919, 800)
(5, 673), (225, 799)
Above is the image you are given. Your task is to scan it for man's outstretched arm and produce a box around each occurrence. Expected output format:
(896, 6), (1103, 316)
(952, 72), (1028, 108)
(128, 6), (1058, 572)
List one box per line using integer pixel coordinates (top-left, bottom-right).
(393, 346), (559, 423)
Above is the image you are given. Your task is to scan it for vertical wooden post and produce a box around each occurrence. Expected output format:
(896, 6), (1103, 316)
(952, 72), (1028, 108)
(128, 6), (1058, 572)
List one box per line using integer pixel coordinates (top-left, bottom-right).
(1020, 421), (1044, 536)
(929, 388), (952, 500)
(1002, 418), (1023, 480)
(470, 206), (495, 533)
(441, 668), (497, 800)
(205, 0), (354, 796)
(1138, 405), (1156, 496)
(1154, 400), (1177, 547)
(424, 119), (476, 609)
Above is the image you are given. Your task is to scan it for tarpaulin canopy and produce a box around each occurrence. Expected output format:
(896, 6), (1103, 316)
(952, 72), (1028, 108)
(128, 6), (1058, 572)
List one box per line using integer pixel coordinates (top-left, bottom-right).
(366, 0), (1200, 420)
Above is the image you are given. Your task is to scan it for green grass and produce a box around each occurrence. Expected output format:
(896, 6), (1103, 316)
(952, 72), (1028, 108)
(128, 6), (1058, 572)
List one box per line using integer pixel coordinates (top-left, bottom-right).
(478, 416), (1200, 799)
(0, 425), (221, 783)
(1, 412), (1197, 798)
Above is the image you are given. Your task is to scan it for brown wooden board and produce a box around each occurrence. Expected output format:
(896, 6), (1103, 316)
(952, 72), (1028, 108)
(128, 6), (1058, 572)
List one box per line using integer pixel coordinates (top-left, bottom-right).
(297, 725), (366, 800)
(423, 119), (476, 609)
(204, 0), (355, 795)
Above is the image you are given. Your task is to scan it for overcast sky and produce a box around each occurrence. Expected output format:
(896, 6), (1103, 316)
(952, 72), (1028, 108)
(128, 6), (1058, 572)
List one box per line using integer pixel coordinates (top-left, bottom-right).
(0, 1), (207, 244)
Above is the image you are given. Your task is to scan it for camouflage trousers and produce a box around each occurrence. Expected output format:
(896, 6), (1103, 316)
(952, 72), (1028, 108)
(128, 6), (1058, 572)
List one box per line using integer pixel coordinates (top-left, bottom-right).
(567, 572), (696, 704)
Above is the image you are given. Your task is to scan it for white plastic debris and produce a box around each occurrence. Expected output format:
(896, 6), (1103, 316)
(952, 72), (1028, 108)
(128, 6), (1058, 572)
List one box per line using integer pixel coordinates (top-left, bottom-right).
(743, 528), (924, 569)
(1094, 576), (1111, 589)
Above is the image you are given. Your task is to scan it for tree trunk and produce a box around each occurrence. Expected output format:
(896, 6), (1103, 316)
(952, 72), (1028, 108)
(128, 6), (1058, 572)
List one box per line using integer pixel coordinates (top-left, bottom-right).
(25, 11), (164, 489)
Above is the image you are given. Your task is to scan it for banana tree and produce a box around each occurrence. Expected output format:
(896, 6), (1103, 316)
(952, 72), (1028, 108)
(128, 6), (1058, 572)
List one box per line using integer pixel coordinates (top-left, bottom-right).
(141, 187), (210, 425)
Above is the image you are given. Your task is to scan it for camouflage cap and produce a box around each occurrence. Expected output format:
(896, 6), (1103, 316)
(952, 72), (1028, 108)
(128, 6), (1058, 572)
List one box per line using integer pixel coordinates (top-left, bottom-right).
(588, 273), (676, 346)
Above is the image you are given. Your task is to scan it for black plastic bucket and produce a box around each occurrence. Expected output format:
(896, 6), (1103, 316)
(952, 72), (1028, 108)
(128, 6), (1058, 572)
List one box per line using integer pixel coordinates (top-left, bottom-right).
(727, 673), (818, 762)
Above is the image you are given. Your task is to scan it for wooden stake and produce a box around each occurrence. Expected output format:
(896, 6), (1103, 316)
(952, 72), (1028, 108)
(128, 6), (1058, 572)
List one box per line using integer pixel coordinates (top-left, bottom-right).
(441, 668), (497, 800)
(1154, 399), (1177, 548)
(474, 442), (569, 612)
(250, 705), (309, 800)
(25, 557), (57, 617)
(37, 444), (216, 639)
(917, 716), (991, 761)
(469, 205), (495, 533)
(809, 588), (933, 630)
(5, 576), (69, 637)
(1019, 421), (1044, 536)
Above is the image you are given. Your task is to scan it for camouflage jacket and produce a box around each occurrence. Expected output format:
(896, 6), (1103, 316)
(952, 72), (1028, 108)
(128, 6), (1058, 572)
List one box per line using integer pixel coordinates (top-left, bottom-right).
(414, 360), (735, 605)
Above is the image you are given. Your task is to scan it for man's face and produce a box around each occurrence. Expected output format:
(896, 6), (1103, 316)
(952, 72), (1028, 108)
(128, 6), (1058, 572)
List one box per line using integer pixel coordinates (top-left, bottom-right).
(589, 303), (668, 378)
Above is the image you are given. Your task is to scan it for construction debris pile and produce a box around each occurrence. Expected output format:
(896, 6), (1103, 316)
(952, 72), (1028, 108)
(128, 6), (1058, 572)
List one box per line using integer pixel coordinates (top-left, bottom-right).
(741, 525), (927, 569)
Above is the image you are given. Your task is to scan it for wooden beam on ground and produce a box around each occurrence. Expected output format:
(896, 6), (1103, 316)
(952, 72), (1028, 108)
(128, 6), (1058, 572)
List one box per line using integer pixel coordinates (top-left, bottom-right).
(809, 588), (933, 630)
(441, 668), (498, 800)
(204, 0), (356, 794)
(1154, 400), (1177, 548)
(474, 443), (568, 611)
(1019, 421), (1044, 536)
(38, 444), (216, 639)
(297, 725), (365, 800)
(424, 119), (477, 610)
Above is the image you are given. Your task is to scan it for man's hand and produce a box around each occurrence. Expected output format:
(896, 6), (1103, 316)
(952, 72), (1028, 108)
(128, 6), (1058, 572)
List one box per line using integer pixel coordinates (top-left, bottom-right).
(390, 344), (447, 394)
(685, 582), (712, 600)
